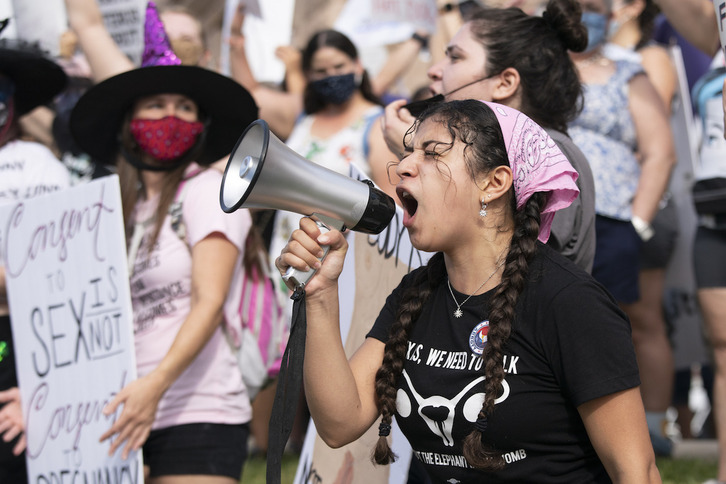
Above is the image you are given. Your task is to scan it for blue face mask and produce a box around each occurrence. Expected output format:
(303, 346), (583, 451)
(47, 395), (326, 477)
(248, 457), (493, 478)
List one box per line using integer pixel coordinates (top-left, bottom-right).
(581, 11), (609, 52)
(309, 73), (357, 105)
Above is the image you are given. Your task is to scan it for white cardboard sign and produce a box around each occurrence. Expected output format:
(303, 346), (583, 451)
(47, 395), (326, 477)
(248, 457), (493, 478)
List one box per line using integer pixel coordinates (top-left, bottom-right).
(1, 176), (142, 483)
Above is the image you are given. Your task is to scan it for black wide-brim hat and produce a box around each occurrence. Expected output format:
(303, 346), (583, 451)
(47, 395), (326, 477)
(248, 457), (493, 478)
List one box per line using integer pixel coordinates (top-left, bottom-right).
(70, 65), (258, 165)
(0, 39), (67, 115)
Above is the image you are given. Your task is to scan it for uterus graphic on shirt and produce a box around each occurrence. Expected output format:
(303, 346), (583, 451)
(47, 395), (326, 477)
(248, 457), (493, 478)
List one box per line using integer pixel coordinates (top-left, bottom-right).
(396, 368), (511, 447)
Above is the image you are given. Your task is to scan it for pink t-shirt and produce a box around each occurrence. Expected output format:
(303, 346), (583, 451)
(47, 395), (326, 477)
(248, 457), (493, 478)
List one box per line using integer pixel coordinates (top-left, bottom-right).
(130, 164), (252, 429)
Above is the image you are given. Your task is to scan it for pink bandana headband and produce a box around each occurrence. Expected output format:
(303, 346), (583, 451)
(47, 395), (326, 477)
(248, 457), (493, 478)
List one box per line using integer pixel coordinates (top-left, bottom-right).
(481, 101), (580, 243)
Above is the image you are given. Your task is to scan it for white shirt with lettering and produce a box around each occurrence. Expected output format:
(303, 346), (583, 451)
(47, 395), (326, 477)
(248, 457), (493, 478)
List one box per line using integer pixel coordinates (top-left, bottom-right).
(0, 140), (70, 205)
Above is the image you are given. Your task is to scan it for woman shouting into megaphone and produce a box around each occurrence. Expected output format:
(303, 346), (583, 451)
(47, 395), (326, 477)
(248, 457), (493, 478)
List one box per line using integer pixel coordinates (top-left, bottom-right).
(277, 99), (661, 484)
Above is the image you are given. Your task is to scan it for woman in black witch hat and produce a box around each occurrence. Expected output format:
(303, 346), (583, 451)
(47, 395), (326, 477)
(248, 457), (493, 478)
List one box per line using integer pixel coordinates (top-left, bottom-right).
(0, 23), (70, 484)
(70, 3), (258, 482)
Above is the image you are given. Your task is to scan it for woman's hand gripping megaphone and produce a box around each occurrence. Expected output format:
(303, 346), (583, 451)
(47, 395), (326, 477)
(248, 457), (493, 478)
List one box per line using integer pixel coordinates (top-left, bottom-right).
(276, 216), (349, 295)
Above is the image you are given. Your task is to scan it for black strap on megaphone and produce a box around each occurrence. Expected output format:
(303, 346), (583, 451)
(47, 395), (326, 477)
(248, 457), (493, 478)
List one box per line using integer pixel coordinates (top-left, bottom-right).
(266, 286), (306, 484)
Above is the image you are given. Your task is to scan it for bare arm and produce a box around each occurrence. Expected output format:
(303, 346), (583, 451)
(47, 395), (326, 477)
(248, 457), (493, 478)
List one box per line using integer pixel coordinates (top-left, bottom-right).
(64, 0), (134, 82)
(275, 45), (306, 95)
(579, 387), (662, 483)
(228, 3), (302, 140)
(228, 3), (258, 91)
(371, 34), (427, 99)
(629, 73), (676, 224)
(19, 107), (56, 151)
(101, 234), (238, 458)
(653, 0), (720, 56)
(639, 45), (677, 117)
(277, 217), (382, 447)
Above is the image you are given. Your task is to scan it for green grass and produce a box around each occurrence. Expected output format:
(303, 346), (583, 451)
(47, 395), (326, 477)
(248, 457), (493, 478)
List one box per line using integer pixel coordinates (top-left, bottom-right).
(240, 454), (719, 483)
(657, 456), (719, 484)
(241, 454), (298, 483)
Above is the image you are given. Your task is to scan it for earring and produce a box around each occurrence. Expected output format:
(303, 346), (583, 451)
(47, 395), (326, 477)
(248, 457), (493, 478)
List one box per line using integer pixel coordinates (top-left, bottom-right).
(479, 199), (488, 218)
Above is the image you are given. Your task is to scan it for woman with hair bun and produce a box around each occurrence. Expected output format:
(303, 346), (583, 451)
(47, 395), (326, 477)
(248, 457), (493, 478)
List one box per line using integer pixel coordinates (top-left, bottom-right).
(276, 99), (660, 483)
(379, 0), (597, 273)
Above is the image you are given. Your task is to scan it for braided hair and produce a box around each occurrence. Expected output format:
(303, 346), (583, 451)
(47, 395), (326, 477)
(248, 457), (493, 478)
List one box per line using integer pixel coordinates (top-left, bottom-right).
(372, 100), (545, 470)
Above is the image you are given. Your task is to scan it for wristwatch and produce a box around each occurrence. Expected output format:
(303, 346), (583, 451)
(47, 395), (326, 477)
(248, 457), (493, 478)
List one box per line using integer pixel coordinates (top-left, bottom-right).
(631, 215), (655, 242)
(411, 32), (430, 50)
(438, 2), (459, 13)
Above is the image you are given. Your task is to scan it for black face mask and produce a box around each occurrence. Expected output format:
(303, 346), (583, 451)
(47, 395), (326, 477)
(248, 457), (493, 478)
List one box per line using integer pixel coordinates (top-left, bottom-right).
(309, 73), (357, 105)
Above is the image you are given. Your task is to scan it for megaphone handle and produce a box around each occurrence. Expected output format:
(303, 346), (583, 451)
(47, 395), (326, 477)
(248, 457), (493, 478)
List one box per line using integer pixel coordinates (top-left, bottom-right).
(282, 216), (343, 290)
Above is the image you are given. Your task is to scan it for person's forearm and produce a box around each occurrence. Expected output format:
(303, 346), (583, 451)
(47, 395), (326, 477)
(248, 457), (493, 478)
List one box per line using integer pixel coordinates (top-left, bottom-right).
(371, 35), (426, 98)
(302, 288), (371, 447)
(65, 0), (104, 31)
(653, 0), (720, 56)
(629, 75), (677, 225)
(152, 299), (224, 391)
(285, 68), (306, 95)
(608, 461), (662, 484)
(229, 44), (260, 92)
(19, 107), (55, 150)
(632, 153), (675, 224)
(64, 0), (134, 81)
(252, 89), (302, 141)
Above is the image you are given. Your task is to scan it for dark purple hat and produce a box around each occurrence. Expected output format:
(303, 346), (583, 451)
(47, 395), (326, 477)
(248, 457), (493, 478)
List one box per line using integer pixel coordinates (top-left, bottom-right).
(70, 2), (257, 165)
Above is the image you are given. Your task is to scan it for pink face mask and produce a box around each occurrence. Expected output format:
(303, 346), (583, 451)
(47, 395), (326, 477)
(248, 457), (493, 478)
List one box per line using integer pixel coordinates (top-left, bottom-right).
(130, 115), (204, 161)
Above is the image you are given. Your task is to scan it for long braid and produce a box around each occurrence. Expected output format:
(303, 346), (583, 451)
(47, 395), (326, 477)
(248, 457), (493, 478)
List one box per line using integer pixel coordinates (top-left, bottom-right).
(461, 192), (546, 470)
(372, 252), (446, 464)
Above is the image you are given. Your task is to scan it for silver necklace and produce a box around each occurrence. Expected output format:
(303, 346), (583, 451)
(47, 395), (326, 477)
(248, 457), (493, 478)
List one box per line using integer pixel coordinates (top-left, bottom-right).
(447, 259), (505, 318)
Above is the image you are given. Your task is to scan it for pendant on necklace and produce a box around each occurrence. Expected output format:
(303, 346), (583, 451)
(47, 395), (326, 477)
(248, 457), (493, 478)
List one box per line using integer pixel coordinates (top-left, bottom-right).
(454, 308), (463, 318)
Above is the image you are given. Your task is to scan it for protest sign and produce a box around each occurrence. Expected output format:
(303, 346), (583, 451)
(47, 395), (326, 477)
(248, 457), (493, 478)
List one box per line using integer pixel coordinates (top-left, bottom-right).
(334, 0), (437, 48)
(1, 176), (142, 483)
(0, 0), (66, 56)
(713, 0), (726, 58)
(220, 0), (295, 82)
(97, 0), (145, 66)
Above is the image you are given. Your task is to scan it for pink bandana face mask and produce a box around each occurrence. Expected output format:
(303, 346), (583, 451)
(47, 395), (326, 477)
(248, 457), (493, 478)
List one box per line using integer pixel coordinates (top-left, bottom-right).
(481, 101), (580, 243)
(130, 115), (204, 161)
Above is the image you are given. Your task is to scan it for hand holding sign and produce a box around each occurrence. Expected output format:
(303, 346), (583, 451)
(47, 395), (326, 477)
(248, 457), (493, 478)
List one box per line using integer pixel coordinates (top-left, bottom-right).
(1, 176), (142, 481)
(0, 387), (26, 456)
(100, 371), (165, 459)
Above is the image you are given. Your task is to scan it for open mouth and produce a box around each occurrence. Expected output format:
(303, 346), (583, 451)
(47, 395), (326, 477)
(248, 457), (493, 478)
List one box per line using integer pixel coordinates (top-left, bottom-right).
(397, 189), (418, 218)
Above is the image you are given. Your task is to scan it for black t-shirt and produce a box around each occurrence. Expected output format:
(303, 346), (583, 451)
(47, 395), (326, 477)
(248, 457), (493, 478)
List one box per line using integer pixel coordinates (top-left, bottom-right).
(367, 244), (639, 483)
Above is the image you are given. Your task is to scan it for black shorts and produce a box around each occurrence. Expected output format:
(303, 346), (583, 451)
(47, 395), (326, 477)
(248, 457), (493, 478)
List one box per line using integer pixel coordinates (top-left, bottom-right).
(640, 200), (679, 270)
(693, 225), (726, 288)
(592, 215), (642, 303)
(143, 422), (249, 479)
